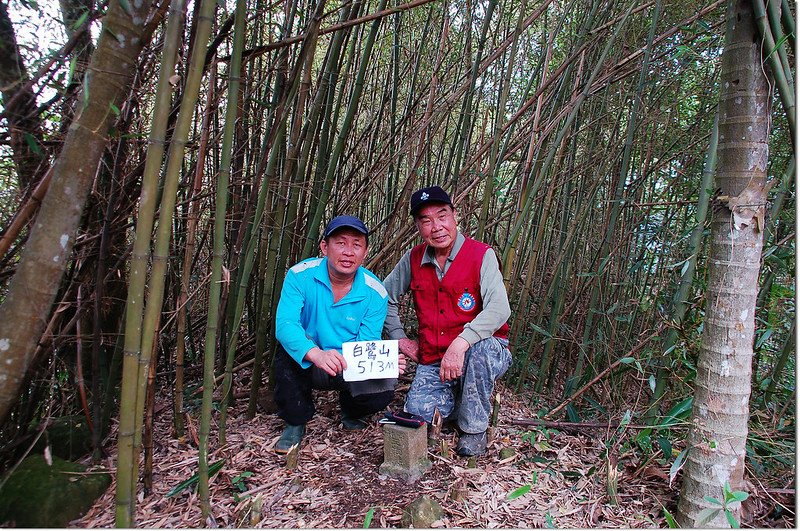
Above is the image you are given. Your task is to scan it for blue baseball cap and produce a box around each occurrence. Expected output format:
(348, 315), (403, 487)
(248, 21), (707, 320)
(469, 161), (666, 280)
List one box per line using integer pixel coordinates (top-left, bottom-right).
(323, 215), (369, 241)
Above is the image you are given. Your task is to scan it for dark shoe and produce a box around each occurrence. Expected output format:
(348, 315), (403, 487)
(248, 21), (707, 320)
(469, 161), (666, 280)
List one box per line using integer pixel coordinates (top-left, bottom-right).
(275, 424), (305, 453)
(456, 431), (487, 456)
(341, 414), (369, 430)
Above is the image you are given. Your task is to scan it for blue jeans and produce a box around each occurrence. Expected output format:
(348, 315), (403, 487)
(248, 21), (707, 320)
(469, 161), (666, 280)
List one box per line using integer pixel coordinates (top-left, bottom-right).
(404, 337), (511, 434)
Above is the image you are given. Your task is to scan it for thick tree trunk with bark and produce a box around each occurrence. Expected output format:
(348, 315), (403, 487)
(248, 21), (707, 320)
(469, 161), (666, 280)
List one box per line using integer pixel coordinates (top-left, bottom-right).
(676, 0), (771, 527)
(0, 0), (152, 426)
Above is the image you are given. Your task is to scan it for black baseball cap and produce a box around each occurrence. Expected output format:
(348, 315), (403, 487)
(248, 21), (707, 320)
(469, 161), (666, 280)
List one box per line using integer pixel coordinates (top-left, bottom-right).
(410, 185), (453, 216)
(323, 215), (369, 242)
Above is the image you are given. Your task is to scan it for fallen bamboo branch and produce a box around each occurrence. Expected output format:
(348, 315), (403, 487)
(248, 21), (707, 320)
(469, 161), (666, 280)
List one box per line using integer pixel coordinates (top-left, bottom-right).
(510, 418), (655, 431)
(544, 325), (664, 420)
(0, 167), (53, 262)
(182, 357), (256, 397)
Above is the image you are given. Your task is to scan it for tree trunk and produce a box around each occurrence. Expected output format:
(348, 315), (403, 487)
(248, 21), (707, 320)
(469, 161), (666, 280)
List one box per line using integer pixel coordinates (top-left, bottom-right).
(0, 0), (152, 427)
(676, 0), (771, 526)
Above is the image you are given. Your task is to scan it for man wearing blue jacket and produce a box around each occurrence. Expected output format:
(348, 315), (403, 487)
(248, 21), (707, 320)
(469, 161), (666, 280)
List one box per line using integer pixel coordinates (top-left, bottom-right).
(272, 215), (398, 453)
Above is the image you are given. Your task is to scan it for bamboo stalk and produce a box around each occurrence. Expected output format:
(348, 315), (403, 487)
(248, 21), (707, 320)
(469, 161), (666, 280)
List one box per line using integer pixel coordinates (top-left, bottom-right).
(136, 0), (216, 450)
(74, 287), (94, 435)
(112, 0), (184, 524)
(173, 61), (216, 441)
(752, 0), (795, 143)
(644, 111), (718, 422)
(212, 0), (250, 449)
(220, 0), (323, 435)
(447, 0), (498, 194)
(303, 0), (389, 251)
(763, 321), (795, 405)
(195, 0), (246, 515)
(247, 25), (323, 418)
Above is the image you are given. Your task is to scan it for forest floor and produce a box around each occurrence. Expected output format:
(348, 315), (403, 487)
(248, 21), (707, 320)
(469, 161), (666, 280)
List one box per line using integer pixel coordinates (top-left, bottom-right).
(73, 371), (794, 528)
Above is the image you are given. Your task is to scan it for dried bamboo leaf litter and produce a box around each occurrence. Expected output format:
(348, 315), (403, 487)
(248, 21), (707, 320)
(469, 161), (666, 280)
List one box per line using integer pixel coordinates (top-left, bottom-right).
(72, 380), (793, 528)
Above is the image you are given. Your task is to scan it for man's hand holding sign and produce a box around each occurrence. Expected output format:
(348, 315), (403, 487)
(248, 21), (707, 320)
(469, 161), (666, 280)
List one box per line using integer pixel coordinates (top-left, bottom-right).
(304, 346), (347, 377)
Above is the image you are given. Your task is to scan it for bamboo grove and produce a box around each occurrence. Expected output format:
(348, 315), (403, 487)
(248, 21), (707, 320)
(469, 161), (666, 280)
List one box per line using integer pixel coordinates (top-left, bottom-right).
(0, 0), (794, 526)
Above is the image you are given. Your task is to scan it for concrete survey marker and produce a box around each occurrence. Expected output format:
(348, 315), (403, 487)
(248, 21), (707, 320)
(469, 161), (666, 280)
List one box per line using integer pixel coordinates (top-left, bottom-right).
(379, 423), (431, 482)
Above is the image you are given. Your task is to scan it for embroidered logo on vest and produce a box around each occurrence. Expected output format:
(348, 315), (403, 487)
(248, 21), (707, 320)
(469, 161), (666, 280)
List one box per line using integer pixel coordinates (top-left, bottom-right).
(457, 290), (476, 311)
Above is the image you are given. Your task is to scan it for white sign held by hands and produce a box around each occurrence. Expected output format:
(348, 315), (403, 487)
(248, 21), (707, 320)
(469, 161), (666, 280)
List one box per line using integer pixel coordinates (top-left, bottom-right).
(342, 340), (399, 382)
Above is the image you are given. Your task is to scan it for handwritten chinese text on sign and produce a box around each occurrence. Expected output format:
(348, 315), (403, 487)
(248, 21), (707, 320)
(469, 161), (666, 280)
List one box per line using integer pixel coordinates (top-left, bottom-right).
(341, 340), (399, 382)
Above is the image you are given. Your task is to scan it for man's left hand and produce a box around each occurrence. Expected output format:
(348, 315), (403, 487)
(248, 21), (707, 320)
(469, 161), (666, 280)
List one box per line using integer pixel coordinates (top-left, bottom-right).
(440, 337), (469, 382)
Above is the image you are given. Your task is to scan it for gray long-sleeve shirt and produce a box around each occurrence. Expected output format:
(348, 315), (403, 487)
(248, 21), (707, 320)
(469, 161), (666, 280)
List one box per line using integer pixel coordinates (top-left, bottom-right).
(382, 232), (511, 348)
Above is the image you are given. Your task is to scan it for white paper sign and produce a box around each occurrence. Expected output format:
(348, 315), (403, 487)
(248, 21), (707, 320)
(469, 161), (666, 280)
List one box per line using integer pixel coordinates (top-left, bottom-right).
(341, 340), (399, 382)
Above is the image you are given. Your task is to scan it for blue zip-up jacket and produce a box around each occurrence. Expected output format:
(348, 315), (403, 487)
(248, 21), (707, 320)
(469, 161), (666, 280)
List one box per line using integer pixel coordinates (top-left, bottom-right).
(275, 257), (389, 368)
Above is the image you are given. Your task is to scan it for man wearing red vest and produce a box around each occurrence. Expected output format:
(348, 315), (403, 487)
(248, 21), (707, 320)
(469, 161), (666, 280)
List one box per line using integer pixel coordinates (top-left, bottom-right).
(383, 185), (512, 456)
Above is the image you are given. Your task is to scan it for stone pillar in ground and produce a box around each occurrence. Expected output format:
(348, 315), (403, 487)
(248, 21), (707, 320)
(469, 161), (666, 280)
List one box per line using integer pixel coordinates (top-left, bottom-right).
(379, 423), (430, 482)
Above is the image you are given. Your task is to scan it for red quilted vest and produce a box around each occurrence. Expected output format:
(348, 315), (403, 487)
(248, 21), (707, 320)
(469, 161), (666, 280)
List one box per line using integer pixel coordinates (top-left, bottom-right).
(410, 236), (509, 364)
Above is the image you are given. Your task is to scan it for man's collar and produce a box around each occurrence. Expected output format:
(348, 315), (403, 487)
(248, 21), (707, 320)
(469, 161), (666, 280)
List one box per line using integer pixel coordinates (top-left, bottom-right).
(421, 231), (465, 265)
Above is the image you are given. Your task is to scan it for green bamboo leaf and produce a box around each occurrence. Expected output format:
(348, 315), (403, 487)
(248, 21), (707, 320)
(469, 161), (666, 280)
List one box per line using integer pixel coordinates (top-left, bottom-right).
(82, 70), (91, 110)
(66, 56), (77, 88)
(23, 133), (42, 156)
(619, 357), (635, 365)
(530, 323), (552, 338)
(166, 459), (225, 498)
(109, 102), (121, 116)
(662, 396), (693, 426)
(363, 507), (375, 528)
(619, 410), (632, 430)
(680, 259), (691, 276)
(755, 328), (774, 349)
(762, 245), (779, 259)
(655, 437), (671, 458)
(507, 484), (531, 500)
(118, 0), (133, 16)
(662, 507), (678, 528)
(71, 10), (89, 30)
(765, 34), (789, 61)
(669, 448), (687, 486)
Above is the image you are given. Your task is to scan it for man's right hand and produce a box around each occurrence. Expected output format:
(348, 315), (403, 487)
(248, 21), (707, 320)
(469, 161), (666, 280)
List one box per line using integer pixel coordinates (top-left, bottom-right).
(398, 338), (420, 363)
(304, 347), (346, 376)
